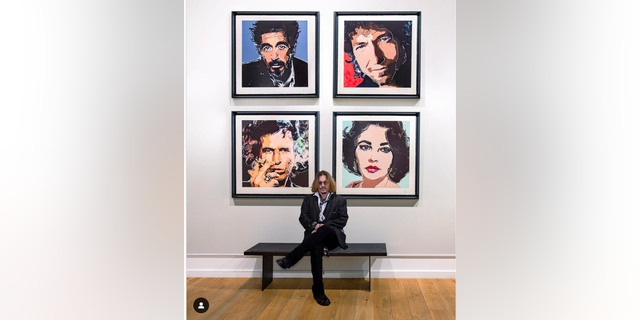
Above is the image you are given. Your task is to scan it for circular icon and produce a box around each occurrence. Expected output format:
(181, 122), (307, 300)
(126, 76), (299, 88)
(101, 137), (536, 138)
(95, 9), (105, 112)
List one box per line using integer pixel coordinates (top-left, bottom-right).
(193, 297), (209, 313)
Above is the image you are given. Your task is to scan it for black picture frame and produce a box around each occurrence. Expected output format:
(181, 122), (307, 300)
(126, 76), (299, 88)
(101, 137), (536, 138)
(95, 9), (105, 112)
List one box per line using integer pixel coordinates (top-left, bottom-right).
(333, 112), (420, 198)
(334, 11), (421, 99)
(232, 12), (320, 98)
(232, 111), (320, 198)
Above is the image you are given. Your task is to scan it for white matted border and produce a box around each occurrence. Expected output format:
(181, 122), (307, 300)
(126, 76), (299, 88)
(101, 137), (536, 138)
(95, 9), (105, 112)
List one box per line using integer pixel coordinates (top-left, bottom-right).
(234, 14), (317, 96)
(233, 113), (317, 196)
(334, 113), (418, 197)
(336, 14), (419, 96)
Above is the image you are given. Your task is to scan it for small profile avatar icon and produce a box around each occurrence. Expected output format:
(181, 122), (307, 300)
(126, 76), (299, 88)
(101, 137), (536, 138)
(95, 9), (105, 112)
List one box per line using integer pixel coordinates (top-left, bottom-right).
(193, 297), (209, 313)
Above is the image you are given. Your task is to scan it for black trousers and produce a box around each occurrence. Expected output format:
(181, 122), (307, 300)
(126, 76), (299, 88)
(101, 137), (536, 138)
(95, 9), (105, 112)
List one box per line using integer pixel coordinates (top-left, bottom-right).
(285, 226), (339, 296)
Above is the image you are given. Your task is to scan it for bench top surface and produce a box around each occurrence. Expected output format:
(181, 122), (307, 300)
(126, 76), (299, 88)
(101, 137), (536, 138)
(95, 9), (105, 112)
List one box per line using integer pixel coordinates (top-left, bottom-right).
(244, 242), (387, 256)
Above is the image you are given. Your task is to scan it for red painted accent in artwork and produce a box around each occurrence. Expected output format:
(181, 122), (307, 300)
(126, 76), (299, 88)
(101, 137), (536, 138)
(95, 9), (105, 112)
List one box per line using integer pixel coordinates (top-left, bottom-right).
(343, 53), (363, 87)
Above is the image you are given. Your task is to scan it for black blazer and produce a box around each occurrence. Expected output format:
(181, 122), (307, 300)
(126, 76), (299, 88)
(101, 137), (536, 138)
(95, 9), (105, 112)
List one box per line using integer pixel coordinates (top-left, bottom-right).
(298, 193), (348, 250)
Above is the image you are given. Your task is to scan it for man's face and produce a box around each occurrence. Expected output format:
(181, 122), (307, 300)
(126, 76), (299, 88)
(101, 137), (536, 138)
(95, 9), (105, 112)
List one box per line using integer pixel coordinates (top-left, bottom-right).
(259, 130), (294, 181)
(260, 32), (291, 76)
(318, 175), (328, 197)
(350, 26), (400, 86)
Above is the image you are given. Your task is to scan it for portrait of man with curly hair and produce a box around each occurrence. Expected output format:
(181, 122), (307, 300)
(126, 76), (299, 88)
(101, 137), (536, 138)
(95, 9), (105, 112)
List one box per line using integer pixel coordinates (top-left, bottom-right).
(242, 20), (308, 88)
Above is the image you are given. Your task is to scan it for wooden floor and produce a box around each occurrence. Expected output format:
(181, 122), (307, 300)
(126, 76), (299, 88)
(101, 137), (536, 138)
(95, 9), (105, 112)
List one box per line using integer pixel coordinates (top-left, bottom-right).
(187, 277), (455, 320)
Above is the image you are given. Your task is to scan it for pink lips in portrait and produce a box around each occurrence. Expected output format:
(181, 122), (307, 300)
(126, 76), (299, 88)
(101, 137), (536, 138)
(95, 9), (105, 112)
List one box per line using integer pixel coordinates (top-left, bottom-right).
(365, 166), (380, 173)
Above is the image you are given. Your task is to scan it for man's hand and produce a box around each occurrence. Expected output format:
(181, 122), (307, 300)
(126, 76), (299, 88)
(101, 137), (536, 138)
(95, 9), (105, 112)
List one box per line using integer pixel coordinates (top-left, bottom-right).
(311, 223), (324, 233)
(248, 160), (280, 187)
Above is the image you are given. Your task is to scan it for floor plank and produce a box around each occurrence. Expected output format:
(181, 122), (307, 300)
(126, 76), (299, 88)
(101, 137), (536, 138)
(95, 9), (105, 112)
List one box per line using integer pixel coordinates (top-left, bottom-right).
(432, 279), (456, 319)
(187, 277), (219, 296)
(185, 278), (456, 320)
(294, 284), (321, 320)
(257, 278), (299, 320)
(215, 279), (280, 320)
(335, 278), (359, 320)
(354, 280), (373, 320)
(372, 278), (392, 320)
(388, 278), (413, 320)
(204, 278), (259, 320)
(403, 279), (433, 320)
(443, 279), (456, 295)
(186, 277), (223, 319)
(417, 279), (452, 320)
(276, 278), (313, 320)
(187, 278), (258, 320)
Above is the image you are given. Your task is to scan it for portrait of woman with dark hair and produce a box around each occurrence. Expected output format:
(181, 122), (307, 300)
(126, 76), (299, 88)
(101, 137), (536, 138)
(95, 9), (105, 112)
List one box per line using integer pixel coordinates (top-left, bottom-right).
(341, 121), (410, 188)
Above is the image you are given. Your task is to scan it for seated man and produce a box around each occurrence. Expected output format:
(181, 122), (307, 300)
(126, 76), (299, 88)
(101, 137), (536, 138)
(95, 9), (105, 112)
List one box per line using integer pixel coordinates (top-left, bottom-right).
(276, 170), (348, 306)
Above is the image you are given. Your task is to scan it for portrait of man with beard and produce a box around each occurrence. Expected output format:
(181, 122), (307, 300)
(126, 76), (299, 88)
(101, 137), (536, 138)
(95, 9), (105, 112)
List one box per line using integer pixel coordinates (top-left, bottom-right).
(242, 20), (309, 88)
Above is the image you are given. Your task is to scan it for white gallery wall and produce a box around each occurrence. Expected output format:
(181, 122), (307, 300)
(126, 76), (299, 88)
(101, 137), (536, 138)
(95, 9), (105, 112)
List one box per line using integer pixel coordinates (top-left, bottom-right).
(186, 0), (456, 278)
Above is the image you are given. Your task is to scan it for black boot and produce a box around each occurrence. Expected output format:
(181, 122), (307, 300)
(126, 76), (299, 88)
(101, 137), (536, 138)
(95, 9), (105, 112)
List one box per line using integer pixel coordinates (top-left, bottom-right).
(312, 283), (331, 306)
(314, 294), (331, 306)
(276, 257), (291, 269)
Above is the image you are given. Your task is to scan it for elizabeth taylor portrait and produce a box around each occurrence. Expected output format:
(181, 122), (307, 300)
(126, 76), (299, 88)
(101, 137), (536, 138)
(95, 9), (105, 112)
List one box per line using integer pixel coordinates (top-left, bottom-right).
(342, 121), (410, 188)
(333, 112), (419, 198)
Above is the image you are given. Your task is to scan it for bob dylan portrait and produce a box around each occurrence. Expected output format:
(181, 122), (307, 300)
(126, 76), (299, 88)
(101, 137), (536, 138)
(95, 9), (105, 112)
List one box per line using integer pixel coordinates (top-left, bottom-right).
(343, 20), (413, 88)
(242, 120), (310, 187)
(342, 121), (410, 188)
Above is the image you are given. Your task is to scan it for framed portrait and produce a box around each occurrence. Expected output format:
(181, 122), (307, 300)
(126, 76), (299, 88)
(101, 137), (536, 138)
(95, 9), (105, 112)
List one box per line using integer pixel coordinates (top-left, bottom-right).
(232, 111), (319, 198)
(334, 12), (421, 99)
(232, 12), (319, 98)
(333, 112), (420, 198)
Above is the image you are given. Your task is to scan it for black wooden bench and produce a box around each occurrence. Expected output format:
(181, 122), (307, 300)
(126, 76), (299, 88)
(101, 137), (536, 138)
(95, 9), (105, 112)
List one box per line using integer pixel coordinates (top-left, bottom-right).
(244, 242), (387, 291)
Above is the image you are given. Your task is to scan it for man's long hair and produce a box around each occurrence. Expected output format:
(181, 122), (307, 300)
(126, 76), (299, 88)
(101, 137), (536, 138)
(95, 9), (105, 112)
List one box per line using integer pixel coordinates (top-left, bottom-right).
(311, 170), (336, 193)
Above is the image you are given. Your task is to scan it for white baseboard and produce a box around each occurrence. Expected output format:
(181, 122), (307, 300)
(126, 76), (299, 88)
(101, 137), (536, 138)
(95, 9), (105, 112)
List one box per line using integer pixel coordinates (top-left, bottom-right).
(187, 254), (455, 278)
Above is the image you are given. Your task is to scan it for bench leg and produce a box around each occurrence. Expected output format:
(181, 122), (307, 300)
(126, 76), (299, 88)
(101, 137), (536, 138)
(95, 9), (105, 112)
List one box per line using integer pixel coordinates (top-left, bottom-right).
(369, 256), (372, 292)
(262, 255), (273, 291)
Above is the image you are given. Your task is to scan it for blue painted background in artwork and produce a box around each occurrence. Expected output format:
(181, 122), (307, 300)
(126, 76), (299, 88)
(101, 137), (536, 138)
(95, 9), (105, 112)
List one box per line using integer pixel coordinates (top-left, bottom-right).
(241, 20), (308, 63)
